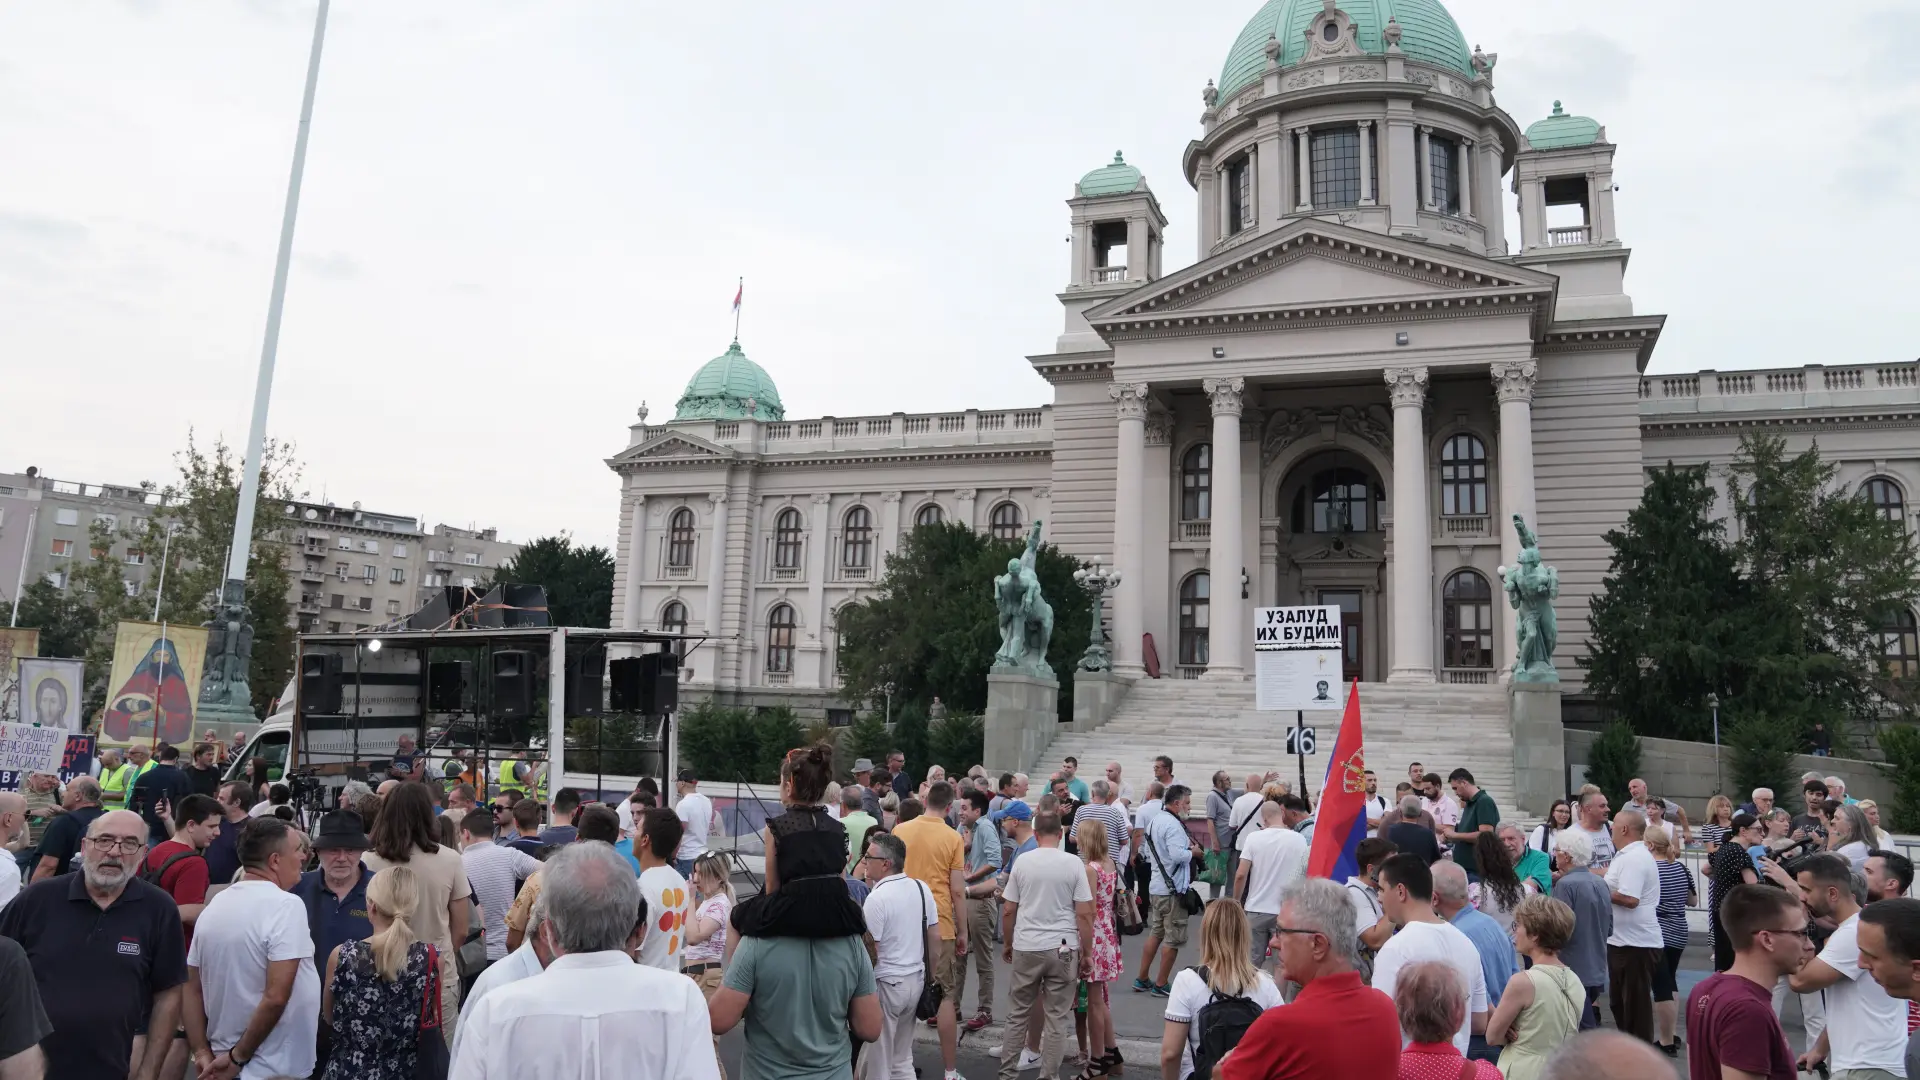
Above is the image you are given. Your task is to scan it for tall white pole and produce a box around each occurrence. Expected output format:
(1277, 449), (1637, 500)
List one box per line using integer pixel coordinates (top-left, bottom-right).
(224, 0), (330, 585)
(8, 509), (36, 627)
(152, 525), (176, 622)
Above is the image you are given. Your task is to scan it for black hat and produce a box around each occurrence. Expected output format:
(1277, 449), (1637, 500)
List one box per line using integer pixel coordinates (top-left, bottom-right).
(311, 810), (370, 851)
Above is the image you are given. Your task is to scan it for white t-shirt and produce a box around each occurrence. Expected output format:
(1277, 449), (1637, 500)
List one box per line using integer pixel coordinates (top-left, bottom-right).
(187, 880), (322, 1080)
(1163, 967), (1282, 1080)
(1002, 845), (1093, 954)
(674, 791), (715, 862)
(1228, 790), (1266, 839)
(862, 873), (937, 981)
(1602, 841), (1663, 949)
(1818, 912), (1911, 1073)
(1364, 793), (1391, 823)
(1372, 920), (1488, 1054)
(1237, 827), (1308, 915)
(637, 864), (694, 971)
(1346, 878), (1384, 942)
(1570, 823), (1617, 870)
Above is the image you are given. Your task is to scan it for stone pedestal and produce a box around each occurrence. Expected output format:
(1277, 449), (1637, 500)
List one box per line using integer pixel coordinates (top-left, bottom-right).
(984, 671), (1061, 775)
(1069, 670), (1131, 733)
(1509, 681), (1565, 817)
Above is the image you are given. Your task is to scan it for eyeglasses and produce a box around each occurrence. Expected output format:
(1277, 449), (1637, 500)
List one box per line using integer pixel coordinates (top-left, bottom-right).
(85, 836), (145, 854)
(1762, 925), (1813, 940)
(1270, 927), (1324, 939)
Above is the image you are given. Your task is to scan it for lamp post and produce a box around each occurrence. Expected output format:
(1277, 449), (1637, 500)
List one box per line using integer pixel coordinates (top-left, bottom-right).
(1073, 559), (1123, 672)
(1708, 692), (1722, 794)
(199, 0), (331, 725)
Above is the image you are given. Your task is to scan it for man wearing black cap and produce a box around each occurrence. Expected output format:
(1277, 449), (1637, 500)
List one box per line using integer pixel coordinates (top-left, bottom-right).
(291, 811), (373, 1075)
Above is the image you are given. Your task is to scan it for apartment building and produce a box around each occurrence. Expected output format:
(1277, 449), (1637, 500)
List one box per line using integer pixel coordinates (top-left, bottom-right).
(0, 469), (168, 608)
(415, 524), (524, 609)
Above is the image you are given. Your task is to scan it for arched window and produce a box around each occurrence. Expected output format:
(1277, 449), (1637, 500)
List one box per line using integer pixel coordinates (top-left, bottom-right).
(1303, 468), (1375, 533)
(1181, 444), (1212, 521)
(914, 503), (944, 528)
(1864, 477), (1906, 525)
(1442, 570), (1494, 669)
(667, 508), (696, 568)
(990, 502), (1023, 540)
(660, 601), (688, 656)
(842, 506), (872, 569)
(1440, 434), (1488, 517)
(1882, 609), (1918, 679)
(766, 604), (796, 673)
(773, 508), (804, 569)
(1178, 572), (1211, 667)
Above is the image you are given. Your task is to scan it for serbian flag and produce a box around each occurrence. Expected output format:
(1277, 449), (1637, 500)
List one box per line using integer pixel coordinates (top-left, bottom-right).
(731, 279), (743, 313)
(1307, 680), (1368, 881)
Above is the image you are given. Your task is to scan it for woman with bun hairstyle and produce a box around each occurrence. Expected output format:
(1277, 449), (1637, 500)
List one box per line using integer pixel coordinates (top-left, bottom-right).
(729, 742), (866, 939)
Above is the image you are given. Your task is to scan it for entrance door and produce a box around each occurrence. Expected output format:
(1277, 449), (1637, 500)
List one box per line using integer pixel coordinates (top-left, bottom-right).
(1320, 590), (1363, 682)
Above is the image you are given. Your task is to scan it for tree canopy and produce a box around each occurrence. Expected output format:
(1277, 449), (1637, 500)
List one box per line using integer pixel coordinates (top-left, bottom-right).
(835, 520), (1095, 722)
(489, 535), (614, 628)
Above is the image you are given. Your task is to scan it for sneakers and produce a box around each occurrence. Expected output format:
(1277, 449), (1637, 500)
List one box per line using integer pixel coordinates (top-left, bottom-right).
(1017, 1048), (1042, 1070)
(1131, 977), (1154, 993)
(964, 1010), (991, 1033)
(1149, 982), (1172, 997)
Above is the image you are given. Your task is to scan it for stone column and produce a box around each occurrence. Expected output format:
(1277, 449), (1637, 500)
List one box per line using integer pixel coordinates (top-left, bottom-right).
(1110, 383), (1150, 676)
(1125, 216), (1148, 281)
(619, 494), (646, 629)
(1196, 159), (1216, 257)
(1492, 360), (1539, 678)
(1257, 120), (1284, 228)
(1293, 128), (1312, 212)
(1358, 120), (1376, 205)
(1071, 221), (1091, 286)
(804, 493), (831, 685)
(1457, 139), (1473, 219)
(1385, 367), (1434, 683)
(1418, 127), (1434, 210)
(705, 492), (728, 682)
(1204, 377), (1246, 679)
(879, 491), (903, 564)
(955, 488), (978, 531)
(1218, 167), (1234, 237)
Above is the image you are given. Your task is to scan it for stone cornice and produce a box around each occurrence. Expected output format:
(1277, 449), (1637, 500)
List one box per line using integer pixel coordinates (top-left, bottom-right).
(1539, 316), (1666, 370)
(1091, 291), (1550, 344)
(1640, 412), (1920, 439)
(1029, 355), (1114, 385)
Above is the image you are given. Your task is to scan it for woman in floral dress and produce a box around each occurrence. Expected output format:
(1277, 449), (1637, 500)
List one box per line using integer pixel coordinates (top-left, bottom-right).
(1075, 820), (1124, 1078)
(323, 866), (436, 1080)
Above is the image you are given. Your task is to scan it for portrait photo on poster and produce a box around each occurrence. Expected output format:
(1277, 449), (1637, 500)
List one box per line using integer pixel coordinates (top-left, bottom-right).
(18, 658), (84, 730)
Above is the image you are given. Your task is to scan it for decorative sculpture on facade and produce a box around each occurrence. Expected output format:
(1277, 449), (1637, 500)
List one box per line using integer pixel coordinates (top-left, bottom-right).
(1501, 514), (1559, 682)
(993, 520), (1056, 678)
(198, 591), (255, 710)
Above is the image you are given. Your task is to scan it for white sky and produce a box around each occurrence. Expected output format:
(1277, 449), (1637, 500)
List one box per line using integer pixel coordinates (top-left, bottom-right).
(3, 1), (1915, 550)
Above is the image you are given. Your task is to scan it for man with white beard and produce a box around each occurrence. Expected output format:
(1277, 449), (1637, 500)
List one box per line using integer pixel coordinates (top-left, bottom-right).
(0, 808), (187, 1080)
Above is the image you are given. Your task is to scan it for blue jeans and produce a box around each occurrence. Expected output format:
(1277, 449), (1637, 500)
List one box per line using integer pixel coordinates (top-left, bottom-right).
(1579, 984), (1603, 1031)
(674, 857), (695, 878)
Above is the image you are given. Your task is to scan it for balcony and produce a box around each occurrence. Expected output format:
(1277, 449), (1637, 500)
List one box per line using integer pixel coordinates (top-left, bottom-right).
(1178, 520), (1211, 543)
(299, 570), (324, 584)
(666, 565), (692, 578)
(694, 406), (1051, 455)
(1174, 665), (1207, 680)
(297, 599), (320, 613)
(1092, 265), (1127, 284)
(1546, 225), (1591, 246)
(1443, 668), (1494, 685)
(1440, 515), (1490, 539)
(763, 671), (793, 686)
(1640, 361), (1920, 415)
(769, 567), (801, 582)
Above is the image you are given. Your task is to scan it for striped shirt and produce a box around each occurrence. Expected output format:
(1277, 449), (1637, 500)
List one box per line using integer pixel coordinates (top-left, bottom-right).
(462, 841), (543, 961)
(1653, 857), (1693, 950)
(1072, 801), (1131, 862)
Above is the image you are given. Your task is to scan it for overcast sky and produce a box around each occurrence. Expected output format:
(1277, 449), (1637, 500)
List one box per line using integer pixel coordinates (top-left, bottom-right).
(4, 1), (1915, 550)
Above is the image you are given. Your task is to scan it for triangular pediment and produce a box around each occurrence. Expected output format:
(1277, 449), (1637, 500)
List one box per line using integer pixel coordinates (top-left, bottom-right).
(1084, 221), (1559, 330)
(606, 430), (732, 468)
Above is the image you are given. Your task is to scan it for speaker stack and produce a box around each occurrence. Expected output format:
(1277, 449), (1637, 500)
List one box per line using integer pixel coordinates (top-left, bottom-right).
(490, 650), (536, 720)
(300, 652), (343, 714)
(609, 651), (680, 715)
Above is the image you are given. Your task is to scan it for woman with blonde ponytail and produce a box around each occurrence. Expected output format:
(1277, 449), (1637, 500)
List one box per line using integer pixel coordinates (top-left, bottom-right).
(321, 865), (438, 1079)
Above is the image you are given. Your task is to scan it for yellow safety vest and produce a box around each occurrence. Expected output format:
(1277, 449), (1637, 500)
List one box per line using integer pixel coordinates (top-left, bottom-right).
(496, 758), (546, 801)
(100, 764), (134, 808)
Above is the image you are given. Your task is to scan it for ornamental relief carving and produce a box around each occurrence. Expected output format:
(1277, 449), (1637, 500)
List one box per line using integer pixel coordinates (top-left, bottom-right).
(1383, 366), (1430, 409)
(1490, 360), (1538, 404)
(1339, 64), (1382, 82)
(1203, 376), (1246, 416)
(1406, 69), (1437, 88)
(1109, 381), (1152, 420)
(1144, 407), (1174, 447)
(1337, 404), (1395, 454)
(1236, 85), (1261, 106)
(1261, 408), (1318, 465)
(1446, 77), (1469, 97)
(1284, 68), (1326, 90)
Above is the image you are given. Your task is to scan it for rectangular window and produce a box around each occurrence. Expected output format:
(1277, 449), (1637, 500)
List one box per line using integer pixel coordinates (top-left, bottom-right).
(389, 567), (406, 584)
(362, 565), (376, 583)
(125, 549), (145, 565)
(96, 513), (118, 532)
(1227, 158), (1253, 234)
(50, 540), (73, 558)
(131, 516), (147, 533)
(458, 576), (476, 587)
(337, 537), (353, 550)
(427, 549), (446, 563)
(826, 708), (854, 728)
(387, 599), (402, 616)
(357, 596), (373, 611)
(461, 552), (480, 565)
(1310, 126), (1373, 209)
(335, 562), (349, 579)
(363, 539), (379, 554)
(326, 621), (341, 633)
(54, 509), (78, 527)
(330, 594), (345, 609)
(392, 543), (408, 558)
(123, 579), (139, 597)
(45, 571), (66, 589)
(1429, 134), (1460, 214)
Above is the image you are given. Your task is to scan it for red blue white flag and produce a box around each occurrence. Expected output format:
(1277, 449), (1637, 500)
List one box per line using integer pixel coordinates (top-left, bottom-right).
(1307, 680), (1368, 881)
(731, 280), (743, 313)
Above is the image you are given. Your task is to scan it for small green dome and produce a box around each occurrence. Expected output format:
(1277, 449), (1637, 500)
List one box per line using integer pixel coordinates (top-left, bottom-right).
(1525, 101), (1602, 150)
(673, 341), (785, 421)
(1078, 151), (1144, 197)
(1220, 0), (1473, 100)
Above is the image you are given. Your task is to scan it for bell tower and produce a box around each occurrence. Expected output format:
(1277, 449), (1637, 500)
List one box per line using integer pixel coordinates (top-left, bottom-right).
(1057, 151), (1167, 352)
(1511, 101), (1633, 319)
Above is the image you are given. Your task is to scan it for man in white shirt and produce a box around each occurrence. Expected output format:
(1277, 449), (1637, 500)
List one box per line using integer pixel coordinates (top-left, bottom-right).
(183, 816), (321, 1080)
(996, 810), (1094, 1080)
(460, 811), (541, 962)
(453, 842), (719, 1080)
(1569, 788), (1617, 872)
(0, 792), (27, 909)
(1361, 769), (1390, 829)
(632, 808), (694, 971)
(1602, 808), (1662, 1044)
(1225, 773), (1269, 886)
(672, 769), (718, 878)
(455, 895), (550, 1056)
(1234, 800), (1308, 967)
(1372, 852), (1488, 1053)
(860, 831), (938, 1080)
(1104, 761), (1134, 806)
(1786, 852), (1911, 1078)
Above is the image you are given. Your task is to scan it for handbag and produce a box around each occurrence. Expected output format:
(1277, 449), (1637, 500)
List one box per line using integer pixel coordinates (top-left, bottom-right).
(912, 882), (945, 1021)
(1145, 825), (1205, 916)
(415, 943), (451, 1080)
(1114, 876), (1145, 936)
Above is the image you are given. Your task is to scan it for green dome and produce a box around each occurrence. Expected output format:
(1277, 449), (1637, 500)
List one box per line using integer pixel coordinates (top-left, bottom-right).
(1219, 0), (1473, 100)
(1078, 151), (1145, 197)
(673, 341), (785, 421)
(1524, 101), (1602, 150)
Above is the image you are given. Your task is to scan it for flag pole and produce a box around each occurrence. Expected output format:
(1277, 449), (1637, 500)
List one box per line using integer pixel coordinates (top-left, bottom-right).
(732, 276), (743, 342)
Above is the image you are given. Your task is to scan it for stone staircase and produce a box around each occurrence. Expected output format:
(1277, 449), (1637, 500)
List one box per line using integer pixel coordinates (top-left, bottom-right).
(1036, 678), (1516, 811)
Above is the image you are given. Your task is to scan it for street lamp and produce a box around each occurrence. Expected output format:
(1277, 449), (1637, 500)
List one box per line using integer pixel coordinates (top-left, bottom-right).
(1073, 559), (1123, 672)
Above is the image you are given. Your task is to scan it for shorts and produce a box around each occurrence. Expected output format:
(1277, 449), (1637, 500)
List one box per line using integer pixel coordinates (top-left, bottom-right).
(1652, 943), (1685, 1002)
(930, 937), (958, 998)
(1148, 894), (1190, 946)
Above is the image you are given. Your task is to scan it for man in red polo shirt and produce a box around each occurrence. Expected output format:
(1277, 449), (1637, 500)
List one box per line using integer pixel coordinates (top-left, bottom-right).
(1220, 877), (1399, 1079)
(144, 794), (223, 947)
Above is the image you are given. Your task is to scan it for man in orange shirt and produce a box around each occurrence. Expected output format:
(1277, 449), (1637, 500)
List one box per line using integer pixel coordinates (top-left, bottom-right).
(891, 780), (969, 1080)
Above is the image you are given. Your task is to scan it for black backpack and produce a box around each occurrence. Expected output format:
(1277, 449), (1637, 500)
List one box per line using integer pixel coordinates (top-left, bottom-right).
(142, 848), (202, 887)
(1190, 965), (1265, 1080)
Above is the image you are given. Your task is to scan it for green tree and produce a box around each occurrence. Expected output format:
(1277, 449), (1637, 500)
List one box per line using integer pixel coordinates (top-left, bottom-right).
(0, 579), (101, 660)
(890, 705), (931, 783)
(750, 706), (804, 783)
(1875, 724), (1920, 833)
(490, 535), (615, 628)
(679, 700), (763, 782)
(1581, 464), (1745, 741)
(835, 520), (1094, 723)
(844, 711), (893, 770)
(928, 713), (984, 777)
(1584, 721), (1641, 810)
(1725, 709), (1798, 808)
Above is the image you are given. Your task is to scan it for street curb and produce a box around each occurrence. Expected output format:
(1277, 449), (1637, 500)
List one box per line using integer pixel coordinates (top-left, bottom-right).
(912, 1021), (1161, 1064)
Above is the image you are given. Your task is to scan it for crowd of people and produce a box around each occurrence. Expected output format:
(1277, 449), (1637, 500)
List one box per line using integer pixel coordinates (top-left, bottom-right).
(0, 738), (1912, 1080)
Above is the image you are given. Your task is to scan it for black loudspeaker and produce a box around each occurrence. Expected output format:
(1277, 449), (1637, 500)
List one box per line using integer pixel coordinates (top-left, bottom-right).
(640, 651), (680, 715)
(476, 583), (551, 628)
(490, 650), (535, 720)
(301, 652), (343, 714)
(567, 647), (605, 717)
(608, 656), (643, 712)
(428, 661), (470, 712)
(409, 585), (483, 630)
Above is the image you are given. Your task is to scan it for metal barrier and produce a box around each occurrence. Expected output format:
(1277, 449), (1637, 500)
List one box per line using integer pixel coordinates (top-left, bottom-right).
(1671, 838), (1919, 933)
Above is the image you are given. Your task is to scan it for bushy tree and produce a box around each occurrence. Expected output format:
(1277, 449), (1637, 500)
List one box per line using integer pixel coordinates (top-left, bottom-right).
(0, 579), (100, 661)
(1725, 709), (1798, 808)
(490, 535), (614, 628)
(844, 711), (893, 770)
(889, 705), (931, 783)
(1584, 721), (1642, 810)
(835, 520), (1094, 723)
(928, 713), (984, 777)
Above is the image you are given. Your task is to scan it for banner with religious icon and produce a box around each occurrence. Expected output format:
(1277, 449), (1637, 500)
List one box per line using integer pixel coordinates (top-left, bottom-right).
(18, 658), (83, 729)
(0, 629), (40, 722)
(101, 621), (207, 747)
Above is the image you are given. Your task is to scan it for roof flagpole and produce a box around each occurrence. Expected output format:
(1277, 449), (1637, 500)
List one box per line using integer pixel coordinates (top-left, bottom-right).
(731, 277), (743, 344)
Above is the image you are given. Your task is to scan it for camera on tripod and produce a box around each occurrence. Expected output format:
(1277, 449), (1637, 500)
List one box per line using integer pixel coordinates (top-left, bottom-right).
(287, 769), (327, 813)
